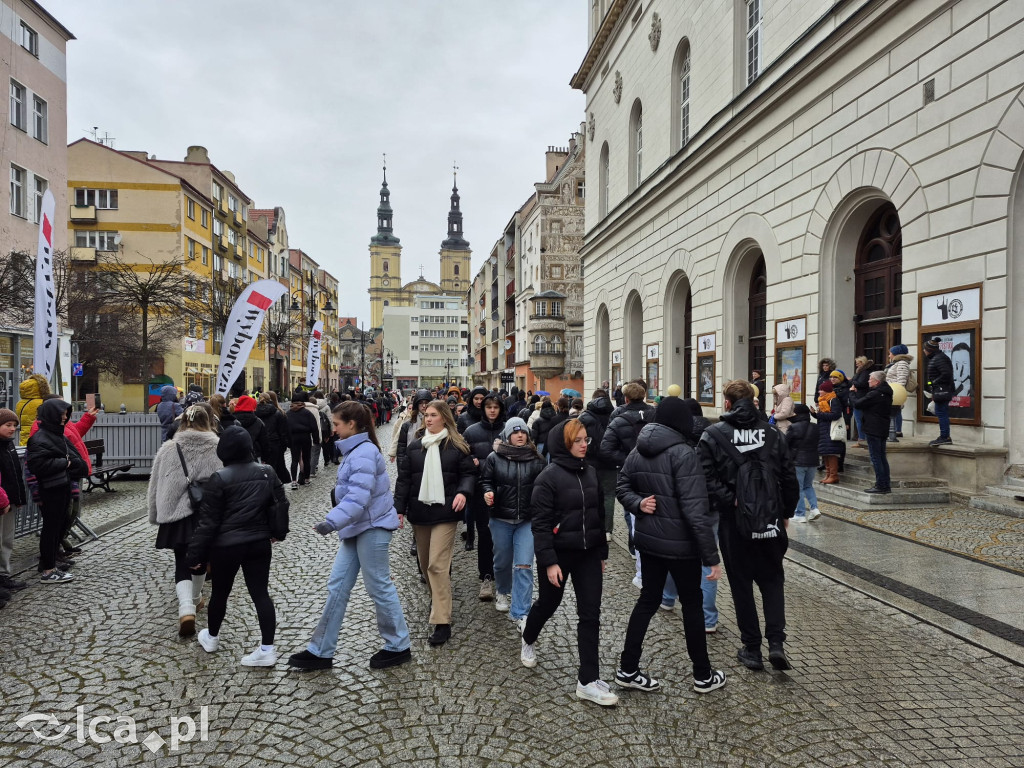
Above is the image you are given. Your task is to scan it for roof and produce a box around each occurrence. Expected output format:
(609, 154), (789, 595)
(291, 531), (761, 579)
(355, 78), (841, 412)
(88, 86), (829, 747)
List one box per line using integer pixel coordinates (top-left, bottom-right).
(249, 208), (277, 232)
(570, 0), (627, 91)
(531, 290), (567, 300)
(338, 317), (358, 327)
(25, 1), (75, 41)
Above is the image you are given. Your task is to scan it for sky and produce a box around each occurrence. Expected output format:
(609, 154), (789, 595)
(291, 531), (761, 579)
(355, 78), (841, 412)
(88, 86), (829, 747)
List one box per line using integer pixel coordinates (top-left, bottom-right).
(48, 0), (587, 327)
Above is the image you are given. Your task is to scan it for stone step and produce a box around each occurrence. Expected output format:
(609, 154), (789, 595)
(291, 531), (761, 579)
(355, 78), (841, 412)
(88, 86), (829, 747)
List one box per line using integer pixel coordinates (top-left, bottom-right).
(815, 481), (951, 509)
(969, 495), (1024, 520)
(1002, 475), (1024, 490)
(982, 484), (1024, 501)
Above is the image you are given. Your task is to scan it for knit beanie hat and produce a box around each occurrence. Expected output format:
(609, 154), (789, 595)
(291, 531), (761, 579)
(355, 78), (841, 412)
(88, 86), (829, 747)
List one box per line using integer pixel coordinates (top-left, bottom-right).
(291, 389), (309, 403)
(890, 344), (909, 355)
(924, 337), (941, 352)
(500, 417), (529, 442)
(819, 380), (834, 393)
(0, 408), (18, 427)
(655, 396), (695, 439)
(829, 370), (846, 383)
(234, 395), (257, 413)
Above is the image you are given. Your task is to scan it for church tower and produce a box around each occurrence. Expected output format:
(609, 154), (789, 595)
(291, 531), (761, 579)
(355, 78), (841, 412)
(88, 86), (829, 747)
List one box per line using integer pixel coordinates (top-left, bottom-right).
(368, 161), (402, 329)
(439, 168), (471, 294)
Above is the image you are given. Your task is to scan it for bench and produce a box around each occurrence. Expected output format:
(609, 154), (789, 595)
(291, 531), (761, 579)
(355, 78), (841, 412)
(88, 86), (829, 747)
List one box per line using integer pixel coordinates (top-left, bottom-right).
(82, 439), (134, 493)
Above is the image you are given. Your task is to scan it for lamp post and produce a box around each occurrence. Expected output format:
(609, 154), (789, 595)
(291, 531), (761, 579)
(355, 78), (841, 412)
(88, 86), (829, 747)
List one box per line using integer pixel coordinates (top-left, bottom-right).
(289, 269), (334, 388)
(444, 358), (453, 389)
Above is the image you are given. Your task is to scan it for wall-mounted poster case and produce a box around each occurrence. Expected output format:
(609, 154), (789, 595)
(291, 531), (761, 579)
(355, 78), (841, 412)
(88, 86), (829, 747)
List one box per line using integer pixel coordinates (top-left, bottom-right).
(696, 333), (716, 405)
(774, 316), (807, 404)
(917, 284), (982, 426)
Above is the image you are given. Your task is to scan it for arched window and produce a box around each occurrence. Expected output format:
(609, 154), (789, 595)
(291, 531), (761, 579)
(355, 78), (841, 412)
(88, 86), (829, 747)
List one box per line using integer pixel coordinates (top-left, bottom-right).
(382, 260), (389, 273)
(552, 336), (563, 353)
(672, 40), (691, 149)
(628, 100), (643, 192)
(454, 263), (460, 276)
(599, 142), (610, 218)
(534, 335), (547, 354)
(747, 255), (767, 376)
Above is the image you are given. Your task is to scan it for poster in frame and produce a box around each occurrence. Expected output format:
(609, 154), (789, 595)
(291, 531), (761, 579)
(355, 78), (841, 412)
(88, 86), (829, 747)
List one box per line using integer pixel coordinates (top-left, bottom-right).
(917, 326), (981, 425)
(697, 354), (715, 405)
(775, 345), (805, 404)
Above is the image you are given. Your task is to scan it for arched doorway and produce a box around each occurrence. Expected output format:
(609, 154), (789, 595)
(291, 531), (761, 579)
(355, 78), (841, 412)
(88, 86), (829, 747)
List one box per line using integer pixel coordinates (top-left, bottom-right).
(595, 305), (610, 389)
(624, 291), (643, 380)
(748, 255), (767, 378)
(665, 272), (692, 396)
(855, 203), (902, 365)
(1008, 160), (1024, 463)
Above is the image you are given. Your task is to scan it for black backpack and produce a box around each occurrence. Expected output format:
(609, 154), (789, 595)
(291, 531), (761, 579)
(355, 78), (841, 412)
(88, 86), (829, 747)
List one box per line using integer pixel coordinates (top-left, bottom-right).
(708, 427), (783, 541)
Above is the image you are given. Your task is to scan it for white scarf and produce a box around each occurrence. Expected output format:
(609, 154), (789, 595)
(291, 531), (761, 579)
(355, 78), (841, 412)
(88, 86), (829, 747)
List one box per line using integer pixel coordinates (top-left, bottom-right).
(418, 428), (449, 505)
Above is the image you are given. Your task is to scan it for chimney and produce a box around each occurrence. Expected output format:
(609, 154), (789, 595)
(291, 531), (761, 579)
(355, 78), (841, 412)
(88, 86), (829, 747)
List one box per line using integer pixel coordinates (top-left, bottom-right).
(545, 146), (569, 182)
(123, 151), (149, 161)
(185, 145), (209, 163)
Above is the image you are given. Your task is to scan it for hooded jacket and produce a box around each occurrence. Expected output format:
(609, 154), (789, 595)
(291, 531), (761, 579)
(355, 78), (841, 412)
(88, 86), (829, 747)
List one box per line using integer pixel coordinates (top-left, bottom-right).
(0, 434), (27, 507)
(463, 397), (508, 514)
(323, 431), (399, 539)
(286, 401), (319, 441)
(784, 407), (819, 468)
(28, 410), (97, 475)
(926, 347), (955, 400)
(600, 401), (655, 468)
(15, 374), (49, 446)
(531, 422), (608, 569)
(25, 399), (88, 488)
(156, 385), (183, 442)
(530, 401), (558, 448)
(186, 426), (289, 564)
(480, 439), (546, 523)
(577, 397), (614, 469)
(616, 422), (719, 564)
(457, 386), (489, 434)
(233, 411), (269, 461)
(698, 398), (799, 524)
(885, 354), (913, 387)
(255, 401), (289, 450)
(851, 381), (895, 438)
(147, 428), (222, 525)
(390, 389), (433, 459)
(394, 429), (477, 526)
(814, 358), (838, 400)
(771, 383), (795, 433)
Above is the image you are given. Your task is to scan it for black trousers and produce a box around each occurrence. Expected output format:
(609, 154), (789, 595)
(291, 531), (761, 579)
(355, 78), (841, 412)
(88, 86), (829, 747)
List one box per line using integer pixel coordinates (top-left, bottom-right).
(266, 444), (290, 484)
(473, 502), (494, 580)
(524, 547), (603, 685)
(289, 438), (311, 483)
(207, 539), (276, 645)
(719, 513), (787, 648)
(620, 553), (710, 680)
(38, 484), (71, 571)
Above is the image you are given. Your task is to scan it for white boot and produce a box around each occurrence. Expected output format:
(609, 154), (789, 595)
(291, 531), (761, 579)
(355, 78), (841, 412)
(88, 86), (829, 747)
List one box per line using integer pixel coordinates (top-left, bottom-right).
(176, 580), (196, 637)
(191, 573), (206, 612)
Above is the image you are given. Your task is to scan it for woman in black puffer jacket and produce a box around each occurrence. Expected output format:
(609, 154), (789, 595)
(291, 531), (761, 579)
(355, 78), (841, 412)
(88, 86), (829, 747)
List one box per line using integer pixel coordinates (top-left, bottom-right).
(462, 393), (506, 597)
(26, 399), (87, 583)
(615, 397), (724, 694)
(523, 420), (616, 706)
(256, 392), (290, 483)
(530, 397), (557, 457)
(186, 426), (289, 666)
(785, 404), (821, 522)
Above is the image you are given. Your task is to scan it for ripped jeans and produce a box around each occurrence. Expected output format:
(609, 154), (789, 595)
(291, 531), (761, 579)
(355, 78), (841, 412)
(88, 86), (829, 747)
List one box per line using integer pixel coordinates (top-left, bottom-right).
(489, 518), (535, 620)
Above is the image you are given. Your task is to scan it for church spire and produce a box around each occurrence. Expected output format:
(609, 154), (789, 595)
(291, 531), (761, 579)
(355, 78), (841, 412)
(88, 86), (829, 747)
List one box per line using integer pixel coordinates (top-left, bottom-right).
(441, 162), (469, 251)
(371, 155), (400, 245)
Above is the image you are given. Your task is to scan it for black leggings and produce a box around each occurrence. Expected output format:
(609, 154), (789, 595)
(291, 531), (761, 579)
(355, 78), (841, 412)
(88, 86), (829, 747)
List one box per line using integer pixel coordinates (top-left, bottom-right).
(289, 438), (311, 483)
(38, 484), (71, 571)
(206, 539), (276, 645)
(266, 444), (290, 484)
(172, 544), (194, 583)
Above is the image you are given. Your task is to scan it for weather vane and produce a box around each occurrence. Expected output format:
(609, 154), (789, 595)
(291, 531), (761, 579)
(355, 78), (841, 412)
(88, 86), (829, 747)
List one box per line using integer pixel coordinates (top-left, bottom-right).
(383, 152), (387, 183)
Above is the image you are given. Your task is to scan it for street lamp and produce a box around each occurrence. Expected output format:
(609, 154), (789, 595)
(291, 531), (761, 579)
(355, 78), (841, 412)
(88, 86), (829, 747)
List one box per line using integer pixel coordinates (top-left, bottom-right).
(445, 358), (453, 388)
(290, 269), (335, 389)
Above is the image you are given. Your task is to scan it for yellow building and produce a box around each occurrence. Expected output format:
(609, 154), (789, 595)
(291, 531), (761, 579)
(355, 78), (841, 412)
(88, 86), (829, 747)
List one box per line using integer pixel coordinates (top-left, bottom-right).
(66, 140), (268, 409)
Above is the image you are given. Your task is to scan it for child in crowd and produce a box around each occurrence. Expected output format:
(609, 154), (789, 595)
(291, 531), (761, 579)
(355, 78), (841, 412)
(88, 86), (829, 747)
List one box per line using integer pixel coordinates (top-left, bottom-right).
(0, 409), (28, 602)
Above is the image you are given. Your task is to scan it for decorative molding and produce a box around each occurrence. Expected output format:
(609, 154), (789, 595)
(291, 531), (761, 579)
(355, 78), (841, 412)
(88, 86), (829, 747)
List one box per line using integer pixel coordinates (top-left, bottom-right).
(587, 112), (596, 141)
(648, 12), (662, 52)
(613, 71), (623, 104)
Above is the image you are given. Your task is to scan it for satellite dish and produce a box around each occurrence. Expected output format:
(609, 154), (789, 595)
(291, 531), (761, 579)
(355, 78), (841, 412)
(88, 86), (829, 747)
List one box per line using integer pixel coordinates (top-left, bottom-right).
(503, 339), (512, 350)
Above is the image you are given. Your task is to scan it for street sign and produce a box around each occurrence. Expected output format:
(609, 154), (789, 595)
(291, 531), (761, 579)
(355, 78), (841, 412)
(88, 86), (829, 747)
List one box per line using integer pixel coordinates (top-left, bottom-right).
(72, 363), (84, 377)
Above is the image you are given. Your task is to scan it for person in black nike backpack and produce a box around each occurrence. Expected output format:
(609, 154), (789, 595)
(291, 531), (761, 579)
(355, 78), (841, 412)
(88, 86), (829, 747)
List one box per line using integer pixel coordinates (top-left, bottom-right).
(699, 380), (799, 673)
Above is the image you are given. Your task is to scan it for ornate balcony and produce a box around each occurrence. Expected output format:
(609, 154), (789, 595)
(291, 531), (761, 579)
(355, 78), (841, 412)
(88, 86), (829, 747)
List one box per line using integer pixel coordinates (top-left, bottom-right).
(529, 350), (565, 381)
(527, 313), (566, 335)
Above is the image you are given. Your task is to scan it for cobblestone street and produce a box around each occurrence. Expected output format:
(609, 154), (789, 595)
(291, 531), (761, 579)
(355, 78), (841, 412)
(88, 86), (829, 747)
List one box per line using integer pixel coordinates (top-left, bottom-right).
(1, 422), (1023, 767)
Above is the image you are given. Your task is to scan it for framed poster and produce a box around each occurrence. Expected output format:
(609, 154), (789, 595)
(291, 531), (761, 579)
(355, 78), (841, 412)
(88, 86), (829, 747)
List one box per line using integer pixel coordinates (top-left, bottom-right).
(774, 316), (806, 404)
(611, 350), (621, 390)
(917, 285), (982, 426)
(646, 345), (660, 397)
(697, 353), (715, 405)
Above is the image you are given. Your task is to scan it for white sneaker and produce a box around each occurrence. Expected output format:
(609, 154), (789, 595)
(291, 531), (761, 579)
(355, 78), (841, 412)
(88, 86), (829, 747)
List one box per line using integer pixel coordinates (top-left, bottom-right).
(631, 575), (643, 590)
(240, 646), (278, 667)
(520, 639), (536, 668)
(576, 679), (618, 706)
(793, 514), (806, 523)
(807, 507), (821, 522)
(494, 593), (511, 612)
(197, 628), (219, 653)
(516, 617), (526, 634)
(290, 481), (298, 490)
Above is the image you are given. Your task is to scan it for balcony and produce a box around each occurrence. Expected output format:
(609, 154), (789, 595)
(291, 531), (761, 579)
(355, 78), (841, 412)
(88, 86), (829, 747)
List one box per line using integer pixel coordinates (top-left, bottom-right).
(70, 246), (97, 262)
(529, 349), (566, 380)
(527, 313), (566, 335)
(506, 278), (515, 298)
(233, 210), (243, 227)
(491, 327), (499, 342)
(70, 205), (96, 223)
(505, 318), (516, 334)
(217, 235), (228, 251)
(233, 244), (244, 260)
(216, 197), (229, 218)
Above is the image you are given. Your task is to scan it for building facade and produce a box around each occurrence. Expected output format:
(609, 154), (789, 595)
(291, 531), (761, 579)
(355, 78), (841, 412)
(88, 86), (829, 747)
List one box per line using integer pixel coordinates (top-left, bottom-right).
(576, 0), (1024, 487)
(385, 292), (469, 390)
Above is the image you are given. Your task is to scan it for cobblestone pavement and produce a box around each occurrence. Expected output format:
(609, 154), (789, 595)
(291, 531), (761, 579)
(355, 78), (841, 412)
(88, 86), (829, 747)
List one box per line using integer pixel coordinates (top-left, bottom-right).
(1, 421), (1022, 767)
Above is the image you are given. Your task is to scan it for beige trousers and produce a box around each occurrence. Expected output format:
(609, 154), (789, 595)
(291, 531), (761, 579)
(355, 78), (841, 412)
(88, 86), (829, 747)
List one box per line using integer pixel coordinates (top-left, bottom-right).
(414, 522), (458, 625)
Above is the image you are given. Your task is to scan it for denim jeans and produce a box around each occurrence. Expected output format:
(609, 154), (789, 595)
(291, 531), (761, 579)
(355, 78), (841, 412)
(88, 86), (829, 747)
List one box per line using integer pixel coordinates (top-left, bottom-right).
(865, 434), (891, 490)
(934, 400), (950, 439)
(308, 527), (411, 658)
(853, 408), (864, 440)
(794, 465), (819, 515)
(489, 518), (534, 620)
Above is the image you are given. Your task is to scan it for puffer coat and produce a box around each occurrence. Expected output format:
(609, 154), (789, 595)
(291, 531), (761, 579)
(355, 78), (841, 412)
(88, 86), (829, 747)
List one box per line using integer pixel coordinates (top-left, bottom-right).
(851, 381), (894, 438)
(394, 432), (477, 526)
(323, 432), (399, 539)
(15, 374), (49, 446)
(25, 399), (88, 489)
(616, 422), (718, 564)
(600, 401), (655, 467)
(480, 444), (547, 523)
(816, 393), (845, 455)
(577, 397), (614, 469)
(784, 410), (819, 468)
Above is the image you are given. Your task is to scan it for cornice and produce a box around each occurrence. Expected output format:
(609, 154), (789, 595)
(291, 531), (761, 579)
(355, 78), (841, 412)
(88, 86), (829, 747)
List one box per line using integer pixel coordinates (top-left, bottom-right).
(570, 0), (630, 91)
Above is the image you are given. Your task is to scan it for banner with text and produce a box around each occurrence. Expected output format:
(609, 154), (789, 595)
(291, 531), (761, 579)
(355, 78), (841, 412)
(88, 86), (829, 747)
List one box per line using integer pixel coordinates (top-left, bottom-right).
(215, 280), (287, 396)
(33, 189), (57, 381)
(304, 320), (324, 387)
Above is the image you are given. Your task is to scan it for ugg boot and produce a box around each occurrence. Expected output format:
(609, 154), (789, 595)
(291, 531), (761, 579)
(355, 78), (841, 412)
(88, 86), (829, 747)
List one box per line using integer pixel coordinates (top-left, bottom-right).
(176, 580), (196, 637)
(191, 573), (207, 612)
(821, 456), (839, 484)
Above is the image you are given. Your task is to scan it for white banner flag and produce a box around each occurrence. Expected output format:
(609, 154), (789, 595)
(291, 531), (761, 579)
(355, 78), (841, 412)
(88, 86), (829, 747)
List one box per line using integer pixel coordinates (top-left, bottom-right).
(215, 279), (288, 396)
(33, 189), (58, 381)
(304, 320), (324, 387)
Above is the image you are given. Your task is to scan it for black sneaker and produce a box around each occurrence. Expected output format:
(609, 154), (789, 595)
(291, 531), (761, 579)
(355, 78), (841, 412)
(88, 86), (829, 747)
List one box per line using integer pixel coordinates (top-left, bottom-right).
(0, 575), (27, 591)
(693, 669), (727, 694)
(737, 645), (764, 670)
(287, 650), (333, 670)
(929, 436), (952, 446)
(768, 644), (793, 670)
(0, 586), (10, 602)
(614, 668), (660, 691)
(428, 624), (451, 646)
(369, 648), (412, 669)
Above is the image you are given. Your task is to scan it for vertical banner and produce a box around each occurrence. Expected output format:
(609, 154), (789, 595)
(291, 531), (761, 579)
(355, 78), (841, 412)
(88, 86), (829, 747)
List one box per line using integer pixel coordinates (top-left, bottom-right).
(305, 320), (324, 387)
(215, 279), (288, 396)
(33, 189), (57, 380)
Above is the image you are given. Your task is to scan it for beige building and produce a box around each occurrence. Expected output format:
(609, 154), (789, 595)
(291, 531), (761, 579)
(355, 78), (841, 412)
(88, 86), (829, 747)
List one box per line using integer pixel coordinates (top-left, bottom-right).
(577, 0), (1024, 494)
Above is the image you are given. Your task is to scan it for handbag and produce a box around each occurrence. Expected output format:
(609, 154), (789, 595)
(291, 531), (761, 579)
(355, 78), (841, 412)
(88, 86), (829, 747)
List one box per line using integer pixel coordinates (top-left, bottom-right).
(175, 444), (206, 515)
(829, 418), (846, 442)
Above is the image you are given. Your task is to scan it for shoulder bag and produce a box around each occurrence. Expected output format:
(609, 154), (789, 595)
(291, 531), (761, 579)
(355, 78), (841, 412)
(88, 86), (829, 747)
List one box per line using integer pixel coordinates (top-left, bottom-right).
(175, 444), (206, 515)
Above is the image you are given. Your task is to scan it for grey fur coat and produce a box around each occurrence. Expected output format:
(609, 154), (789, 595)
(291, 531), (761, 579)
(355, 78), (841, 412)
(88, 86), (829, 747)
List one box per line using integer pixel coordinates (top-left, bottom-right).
(147, 430), (223, 525)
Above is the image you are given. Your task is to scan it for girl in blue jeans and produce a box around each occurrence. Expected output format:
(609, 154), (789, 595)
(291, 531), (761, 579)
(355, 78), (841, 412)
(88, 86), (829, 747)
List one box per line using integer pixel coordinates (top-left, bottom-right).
(480, 417), (546, 626)
(288, 401), (411, 671)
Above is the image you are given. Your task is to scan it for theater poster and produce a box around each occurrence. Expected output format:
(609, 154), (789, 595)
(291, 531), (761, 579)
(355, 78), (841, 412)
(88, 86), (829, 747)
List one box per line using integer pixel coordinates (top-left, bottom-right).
(918, 285), (982, 426)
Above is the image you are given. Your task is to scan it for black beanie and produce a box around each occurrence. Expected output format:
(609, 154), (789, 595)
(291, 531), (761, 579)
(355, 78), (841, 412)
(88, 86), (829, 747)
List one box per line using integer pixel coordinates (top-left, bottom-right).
(655, 396), (695, 439)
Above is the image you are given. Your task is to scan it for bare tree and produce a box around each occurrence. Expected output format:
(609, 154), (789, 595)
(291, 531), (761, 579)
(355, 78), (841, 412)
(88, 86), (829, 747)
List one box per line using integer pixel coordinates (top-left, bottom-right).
(263, 305), (303, 392)
(0, 249), (78, 327)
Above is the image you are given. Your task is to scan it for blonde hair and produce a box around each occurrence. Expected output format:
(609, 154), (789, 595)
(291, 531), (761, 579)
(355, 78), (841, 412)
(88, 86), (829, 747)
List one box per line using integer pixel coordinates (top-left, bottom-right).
(179, 404), (213, 433)
(416, 400), (470, 454)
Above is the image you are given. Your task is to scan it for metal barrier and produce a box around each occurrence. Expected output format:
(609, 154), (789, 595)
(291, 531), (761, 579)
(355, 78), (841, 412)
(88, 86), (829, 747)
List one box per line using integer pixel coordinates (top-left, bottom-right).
(13, 446), (41, 537)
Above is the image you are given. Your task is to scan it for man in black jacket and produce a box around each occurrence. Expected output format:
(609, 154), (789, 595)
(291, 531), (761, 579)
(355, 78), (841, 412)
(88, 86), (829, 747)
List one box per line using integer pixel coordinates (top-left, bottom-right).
(463, 394), (506, 599)
(923, 337), (955, 446)
(578, 390), (615, 534)
(851, 371), (894, 493)
(457, 386), (488, 434)
(699, 380), (799, 672)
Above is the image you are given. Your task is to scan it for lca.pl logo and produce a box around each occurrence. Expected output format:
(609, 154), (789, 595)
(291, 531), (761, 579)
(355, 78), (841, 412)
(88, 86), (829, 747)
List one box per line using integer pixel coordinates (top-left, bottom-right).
(17, 705), (210, 753)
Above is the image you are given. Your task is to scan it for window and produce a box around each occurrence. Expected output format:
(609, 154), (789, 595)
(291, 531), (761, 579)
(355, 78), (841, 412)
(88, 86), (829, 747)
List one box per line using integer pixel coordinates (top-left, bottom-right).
(187, 199), (196, 220)
(212, 183), (223, 202)
(534, 335), (547, 353)
(228, 195), (238, 213)
(536, 300), (547, 317)
(31, 96), (46, 143)
(201, 209), (209, 227)
(33, 175), (47, 223)
(383, 260), (389, 273)
(74, 188), (118, 209)
(454, 264), (460, 275)
(551, 265), (563, 279)
(75, 230), (118, 250)
(629, 100), (643, 191)
(256, 246), (262, 263)
(576, 179), (585, 201)
(19, 22), (38, 57)
(188, 239), (197, 260)
(411, 317), (419, 322)
(746, 0), (761, 85)
(9, 165), (25, 217)
(599, 142), (609, 218)
(202, 246), (209, 266)
(10, 80), (26, 131)
(213, 219), (223, 236)
(551, 300), (563, 317)
(676, 42), (691, 148)
(227, 229), (237, 246)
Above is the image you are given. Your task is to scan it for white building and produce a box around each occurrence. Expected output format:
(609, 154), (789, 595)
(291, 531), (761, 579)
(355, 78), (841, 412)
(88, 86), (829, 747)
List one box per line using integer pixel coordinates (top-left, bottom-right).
(383, 292), (469, 390)
(576, 0), (1024, 492)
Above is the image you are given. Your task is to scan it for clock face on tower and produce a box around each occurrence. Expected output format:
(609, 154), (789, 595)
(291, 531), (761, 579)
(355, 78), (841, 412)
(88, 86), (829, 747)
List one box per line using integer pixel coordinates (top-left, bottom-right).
(382, 278), (390, 286)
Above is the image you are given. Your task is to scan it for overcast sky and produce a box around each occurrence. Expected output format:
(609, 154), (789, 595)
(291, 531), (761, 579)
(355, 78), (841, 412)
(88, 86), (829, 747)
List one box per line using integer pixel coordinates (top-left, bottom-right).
(48, 0), (586, 327)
